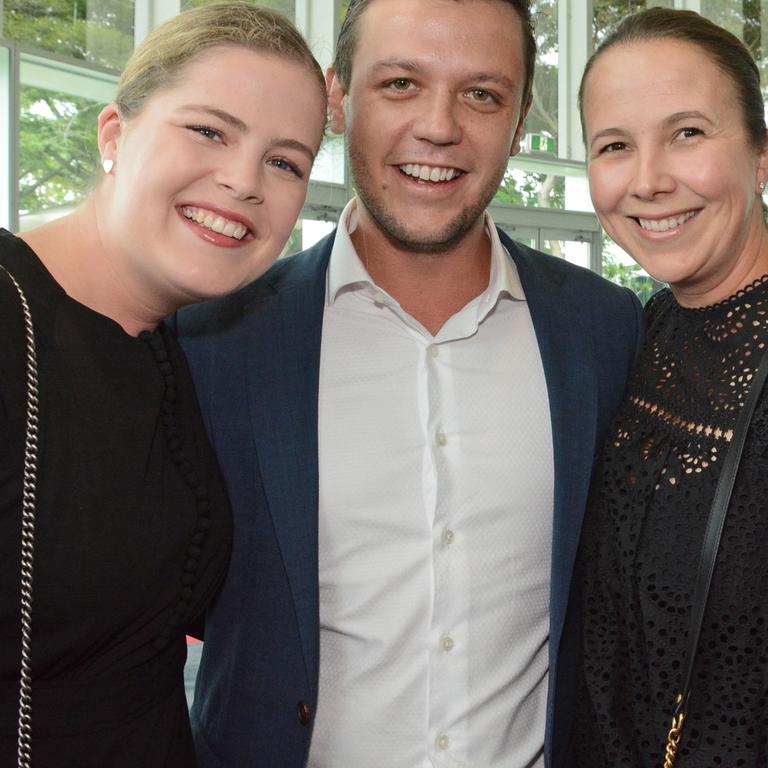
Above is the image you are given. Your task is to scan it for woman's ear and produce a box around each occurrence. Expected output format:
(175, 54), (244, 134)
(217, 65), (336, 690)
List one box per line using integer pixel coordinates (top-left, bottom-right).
(326, 67), (347, 135)
(97, 103), (123, 170)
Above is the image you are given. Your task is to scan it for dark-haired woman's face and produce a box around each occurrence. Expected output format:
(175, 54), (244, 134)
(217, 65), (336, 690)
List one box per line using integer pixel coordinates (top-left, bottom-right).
(583, 39), (768, 307)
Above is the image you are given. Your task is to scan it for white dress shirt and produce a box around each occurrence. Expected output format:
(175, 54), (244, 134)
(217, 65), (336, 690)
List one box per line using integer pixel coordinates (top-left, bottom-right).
(310, 200), (554, 768)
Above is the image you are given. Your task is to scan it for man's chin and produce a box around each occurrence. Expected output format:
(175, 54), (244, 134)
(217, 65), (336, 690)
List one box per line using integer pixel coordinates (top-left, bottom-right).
(362, 204), (484, 256)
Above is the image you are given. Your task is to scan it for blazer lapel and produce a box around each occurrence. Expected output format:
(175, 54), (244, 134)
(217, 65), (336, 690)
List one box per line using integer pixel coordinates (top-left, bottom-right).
(501, 232), (598, 661)
(243, 235), (333, 689)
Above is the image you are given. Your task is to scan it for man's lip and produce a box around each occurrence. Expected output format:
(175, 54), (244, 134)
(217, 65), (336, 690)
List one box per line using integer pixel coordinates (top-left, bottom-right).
(394, 162), (467, 184)
(177, 203), (256, 236)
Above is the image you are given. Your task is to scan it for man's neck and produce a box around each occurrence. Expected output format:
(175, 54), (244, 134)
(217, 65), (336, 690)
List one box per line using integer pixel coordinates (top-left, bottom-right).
(349, 214), (492, 336)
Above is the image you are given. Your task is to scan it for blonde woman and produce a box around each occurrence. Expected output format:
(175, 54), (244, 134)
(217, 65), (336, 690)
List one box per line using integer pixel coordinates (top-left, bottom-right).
(0, 4), (326, 765)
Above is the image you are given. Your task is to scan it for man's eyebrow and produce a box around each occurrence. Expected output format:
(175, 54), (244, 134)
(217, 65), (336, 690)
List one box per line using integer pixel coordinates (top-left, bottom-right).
(464, 72), (517, 90)
(178, 105), (248, 132)
(368, 61), (516, 91)
(369, 59), (420, 75)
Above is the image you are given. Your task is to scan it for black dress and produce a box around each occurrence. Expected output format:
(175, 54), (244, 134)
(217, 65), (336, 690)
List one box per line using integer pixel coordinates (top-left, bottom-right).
(0, 231), (231, 766)
(575, 279), (768, 767)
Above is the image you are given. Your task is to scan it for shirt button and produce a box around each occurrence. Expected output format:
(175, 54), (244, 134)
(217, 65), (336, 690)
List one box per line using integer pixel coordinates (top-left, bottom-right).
(442, 528), (455, 546)
(436, 733), (450, 750)
(371, 290), (386, 304)
(441, 635), (454, 652)
(428, 344), (439, 358)
(297, 701), (312, 725)
(436, 431), (447, 446)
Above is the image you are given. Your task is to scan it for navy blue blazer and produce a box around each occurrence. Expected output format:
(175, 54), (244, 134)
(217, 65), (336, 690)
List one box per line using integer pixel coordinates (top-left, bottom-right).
(177, 228), (644, 768)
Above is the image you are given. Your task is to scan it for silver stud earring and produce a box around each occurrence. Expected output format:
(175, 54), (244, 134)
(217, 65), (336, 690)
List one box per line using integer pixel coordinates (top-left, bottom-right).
(759, 181), (766, 192)
(102, 158), (114, 175)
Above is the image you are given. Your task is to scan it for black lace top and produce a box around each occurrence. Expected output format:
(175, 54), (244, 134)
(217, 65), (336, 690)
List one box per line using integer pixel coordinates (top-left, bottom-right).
(575, 278), (768, 767)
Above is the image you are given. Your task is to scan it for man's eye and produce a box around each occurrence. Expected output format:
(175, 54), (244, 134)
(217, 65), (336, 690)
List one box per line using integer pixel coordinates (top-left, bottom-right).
(387, 79), (412, 91)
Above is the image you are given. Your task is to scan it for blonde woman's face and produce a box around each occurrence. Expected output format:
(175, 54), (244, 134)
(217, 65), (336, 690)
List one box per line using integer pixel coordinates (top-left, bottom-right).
(98, 45), (326, 311)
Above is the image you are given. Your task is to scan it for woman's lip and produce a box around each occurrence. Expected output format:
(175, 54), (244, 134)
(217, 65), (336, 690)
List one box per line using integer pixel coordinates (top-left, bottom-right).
(631, 209), (700, 234)
(177, 208), (255, 249)
(177, 202), (255, 235)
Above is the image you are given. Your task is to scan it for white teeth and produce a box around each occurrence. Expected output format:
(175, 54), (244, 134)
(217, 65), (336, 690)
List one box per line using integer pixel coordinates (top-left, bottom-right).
(399, 163), (461, 183)
(638, 210), (697, 232)
(181, 206), (248, 240)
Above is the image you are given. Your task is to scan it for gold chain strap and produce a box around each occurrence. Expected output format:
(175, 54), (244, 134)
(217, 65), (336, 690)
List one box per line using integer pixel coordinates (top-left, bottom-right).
(662, 696), (685, 768)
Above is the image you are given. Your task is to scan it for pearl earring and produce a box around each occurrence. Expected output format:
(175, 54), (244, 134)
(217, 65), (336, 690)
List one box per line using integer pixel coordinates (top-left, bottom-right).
(759, 181), (766, 192)
(102, 158), (114, 175)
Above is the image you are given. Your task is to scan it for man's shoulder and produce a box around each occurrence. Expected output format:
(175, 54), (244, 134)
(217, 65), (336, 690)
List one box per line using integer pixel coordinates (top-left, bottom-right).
(498, 228), (639, 308)
(177, 230), (336, 337)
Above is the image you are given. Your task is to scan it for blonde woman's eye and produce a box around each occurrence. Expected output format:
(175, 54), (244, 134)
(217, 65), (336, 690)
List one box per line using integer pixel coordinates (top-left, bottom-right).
(187, 125), (223, 142)
(270, 157), (303, 178)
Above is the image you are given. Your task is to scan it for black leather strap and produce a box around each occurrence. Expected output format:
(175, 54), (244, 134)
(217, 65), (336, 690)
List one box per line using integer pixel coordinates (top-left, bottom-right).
(674, 346), (768, 719)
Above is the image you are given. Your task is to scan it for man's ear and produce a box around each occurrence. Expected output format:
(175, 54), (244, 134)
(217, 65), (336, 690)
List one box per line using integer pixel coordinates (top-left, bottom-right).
(509, 95), (533, 157)
(326, 66), (348, 135)
(97, 103), (123, 167)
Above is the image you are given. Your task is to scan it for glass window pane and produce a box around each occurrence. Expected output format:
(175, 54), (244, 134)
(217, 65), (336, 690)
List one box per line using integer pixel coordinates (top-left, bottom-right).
(2, 0), (134, 69)
(495, 161), (592, 210)
(312, 134), (345, 185)
(496, 166), (565, 208)
(602, 240), (664, 305)
(18, 57), (117, 228)
(280, 218), (336, 258)
(0, 46), (10, 229)
(700, 1), (767, 100)
(541, 236), (590, 268)
(182, 0), (295, 19)
(526, 0), (558, 158)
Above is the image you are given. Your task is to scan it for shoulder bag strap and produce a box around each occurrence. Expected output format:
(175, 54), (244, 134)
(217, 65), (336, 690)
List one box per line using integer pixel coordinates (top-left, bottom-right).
(664, 345), (768, 767)
(0, 264), (39, 768)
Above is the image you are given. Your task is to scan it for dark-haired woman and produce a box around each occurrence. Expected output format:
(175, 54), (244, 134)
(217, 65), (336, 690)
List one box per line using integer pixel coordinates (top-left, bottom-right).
(575, 8), (768, 766)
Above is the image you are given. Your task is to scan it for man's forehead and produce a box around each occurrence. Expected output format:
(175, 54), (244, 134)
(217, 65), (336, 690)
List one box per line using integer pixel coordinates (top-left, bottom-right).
(352, 1), (524, 81)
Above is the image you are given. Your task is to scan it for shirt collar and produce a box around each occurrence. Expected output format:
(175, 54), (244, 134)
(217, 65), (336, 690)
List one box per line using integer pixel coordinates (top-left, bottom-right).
(327, 198), (526, 306)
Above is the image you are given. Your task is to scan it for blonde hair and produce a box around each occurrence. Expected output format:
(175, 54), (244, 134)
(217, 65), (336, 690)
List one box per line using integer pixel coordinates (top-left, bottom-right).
(116, 2), (326, 120)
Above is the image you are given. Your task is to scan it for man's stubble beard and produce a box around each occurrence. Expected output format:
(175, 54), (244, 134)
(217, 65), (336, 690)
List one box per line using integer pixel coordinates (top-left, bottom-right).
(348, 141), (508, 256)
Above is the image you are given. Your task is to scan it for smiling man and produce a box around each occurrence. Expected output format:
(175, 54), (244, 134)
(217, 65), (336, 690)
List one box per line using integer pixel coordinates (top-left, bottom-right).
(178, 2), (645, 767)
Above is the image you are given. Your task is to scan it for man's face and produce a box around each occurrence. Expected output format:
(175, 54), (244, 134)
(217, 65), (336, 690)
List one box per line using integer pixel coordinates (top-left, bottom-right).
(329, 0), (530, 253)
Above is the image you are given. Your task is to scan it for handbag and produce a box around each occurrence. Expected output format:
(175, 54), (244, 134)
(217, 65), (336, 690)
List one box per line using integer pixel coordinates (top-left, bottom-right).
(662, 345), (768, 767)
(0, 264), (40, 768)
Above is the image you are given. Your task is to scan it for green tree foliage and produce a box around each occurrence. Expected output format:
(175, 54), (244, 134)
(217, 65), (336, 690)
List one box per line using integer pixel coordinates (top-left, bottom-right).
(3, 0), (133, 69)
(602, 250), (663, 305)
(19, 86), (101, 215)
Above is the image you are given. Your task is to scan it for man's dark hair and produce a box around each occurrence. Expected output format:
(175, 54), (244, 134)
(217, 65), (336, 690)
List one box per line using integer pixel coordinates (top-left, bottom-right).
(333, 0), (536, 109)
